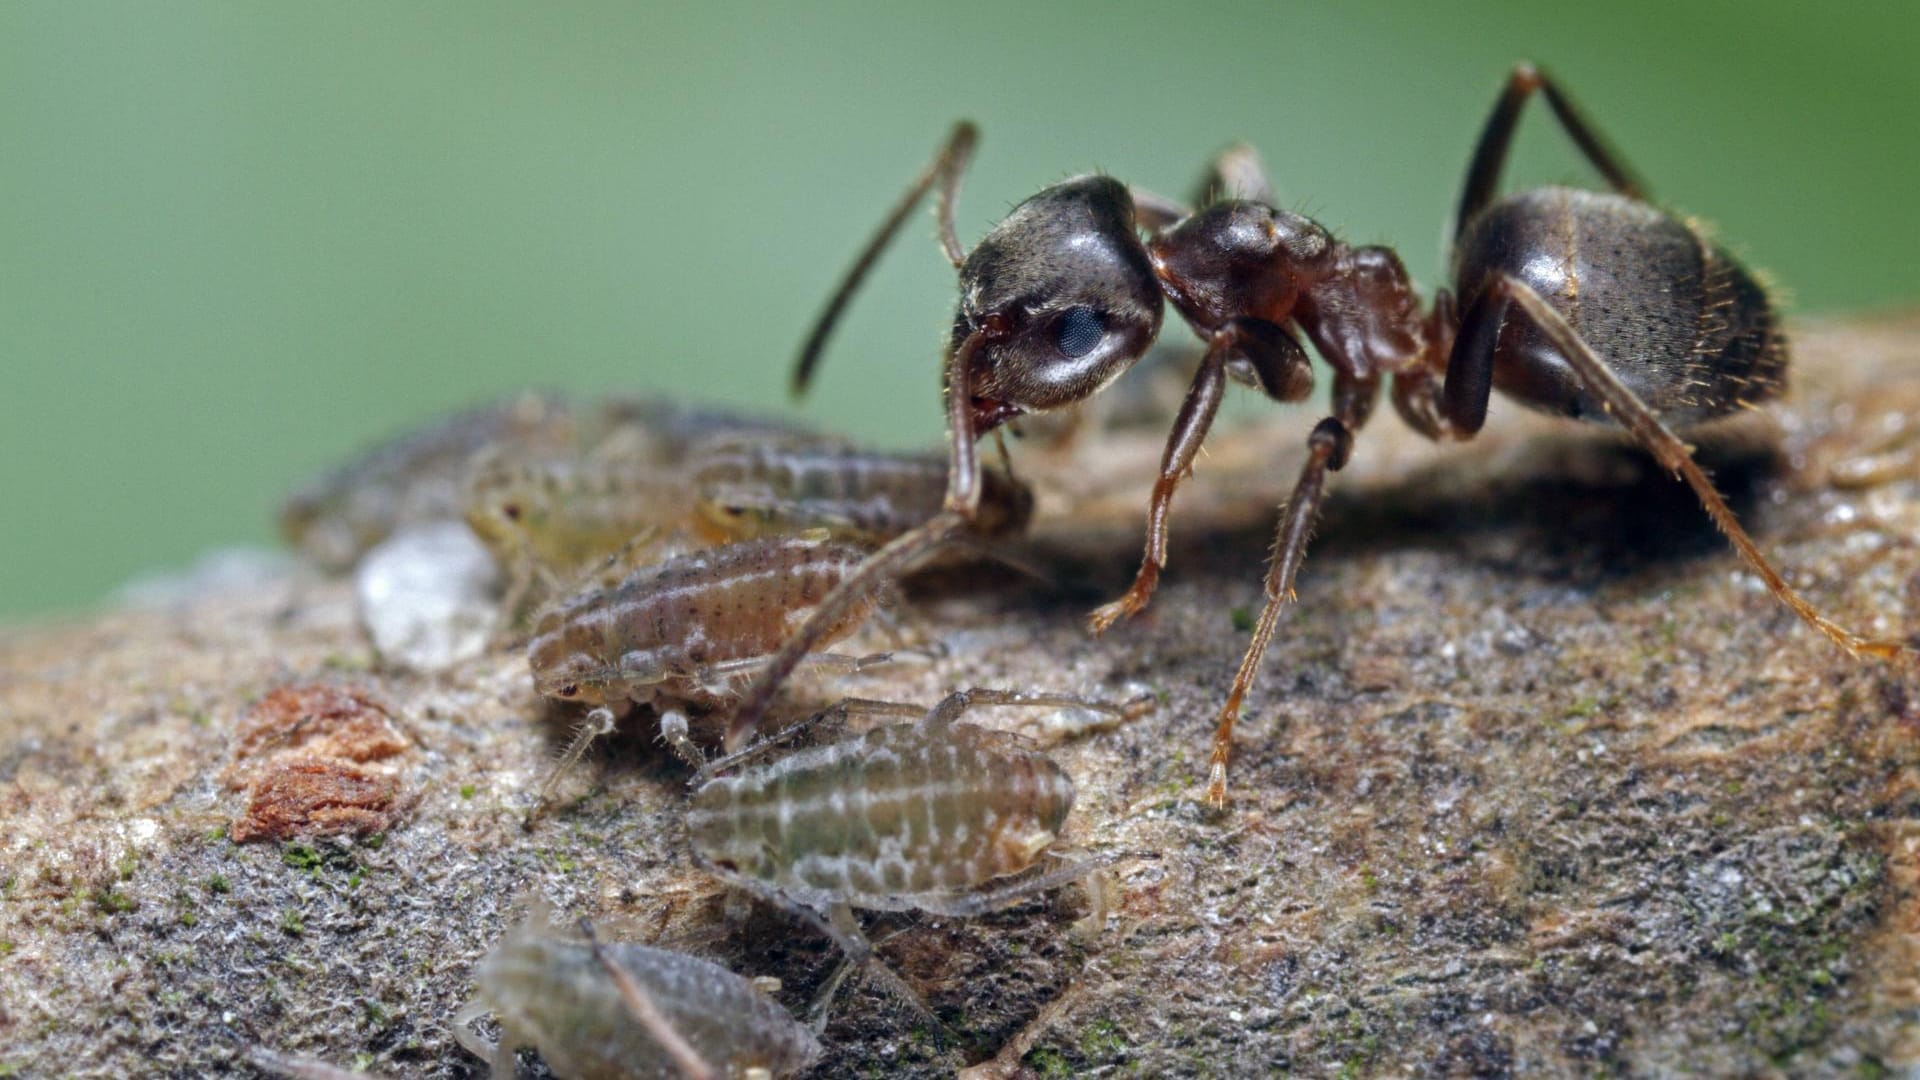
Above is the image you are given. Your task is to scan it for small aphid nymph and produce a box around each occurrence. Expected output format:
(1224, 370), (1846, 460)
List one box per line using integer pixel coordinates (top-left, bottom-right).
(687, 688), (1147, 1020)
(455, 903), (821, 1079)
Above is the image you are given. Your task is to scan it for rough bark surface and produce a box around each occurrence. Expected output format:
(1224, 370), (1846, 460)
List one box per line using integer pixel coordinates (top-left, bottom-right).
(3, 315), (1919, 1078)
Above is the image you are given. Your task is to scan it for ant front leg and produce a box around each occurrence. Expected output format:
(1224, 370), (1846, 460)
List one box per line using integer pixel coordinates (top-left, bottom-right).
(1466, 274), (1910, 663)
(1455, 62), (1649, 241)
(1089, 317), (1313, 634)
(1207, 372), (1379, 807)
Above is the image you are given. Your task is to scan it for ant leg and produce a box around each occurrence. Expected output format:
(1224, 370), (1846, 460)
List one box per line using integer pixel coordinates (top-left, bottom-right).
(1192, 142), (1275, 207)
(1207, 402), (1369, 808)
(1455, 62), (1649, 243)
(726, 333), (991, 748)
(578, 919), (721, 1080)
(1128, 186), (1189, 231)
(793, 121), (978, 396)
(1089, 317), (1308, 634)
(1390, 290), (1472, 441)
(1490, 274), (1910, 662)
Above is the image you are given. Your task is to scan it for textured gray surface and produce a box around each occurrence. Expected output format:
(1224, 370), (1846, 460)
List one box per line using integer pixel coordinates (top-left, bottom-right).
(3, 315), (1918, 1078)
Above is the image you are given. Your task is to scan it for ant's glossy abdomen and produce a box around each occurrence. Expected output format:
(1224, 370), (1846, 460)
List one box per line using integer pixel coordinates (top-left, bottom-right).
(1454, 185), (1785, 428)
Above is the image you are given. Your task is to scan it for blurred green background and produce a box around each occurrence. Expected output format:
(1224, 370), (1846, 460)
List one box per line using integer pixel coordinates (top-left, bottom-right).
(4, 1), (1919, 618)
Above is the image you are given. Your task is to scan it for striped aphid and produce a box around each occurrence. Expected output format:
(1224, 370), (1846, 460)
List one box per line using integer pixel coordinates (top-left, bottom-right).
(526, 536), (896, 807)
(690, 435), (1032, 547)
(686, 688), (1150, 1023)
(455, 903), (821, 1080)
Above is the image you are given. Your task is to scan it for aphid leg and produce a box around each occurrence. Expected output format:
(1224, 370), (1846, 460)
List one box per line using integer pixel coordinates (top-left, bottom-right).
(909, 849), (1133, 918)
(792, 120), (978, 396)
(573, 525), (666, 592)
(451, 994), (514, 1076)
(820, 901), (940, 1032)
(656, 710), (706, 769)
(693, 649), (901, 702)
(1483, 276), (1911, 662)
(694, 698), (925, 786)
(244, 1046), (377, 1080)
(1208, 376), (1376, 808)
(1070, 867), (1116, 942)
(533, 705), (620, 812)
(1089, 318), (1312, 634)
(577, 918), (720, 1080)
(917, 687), (1157, 737)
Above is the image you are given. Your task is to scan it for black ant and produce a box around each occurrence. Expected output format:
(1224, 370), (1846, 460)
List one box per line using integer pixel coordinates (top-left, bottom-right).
(730, 63), (1911, 805)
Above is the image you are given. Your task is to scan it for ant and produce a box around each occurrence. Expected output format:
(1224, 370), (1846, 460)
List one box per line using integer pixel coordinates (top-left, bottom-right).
(729, 63), (1911, 805)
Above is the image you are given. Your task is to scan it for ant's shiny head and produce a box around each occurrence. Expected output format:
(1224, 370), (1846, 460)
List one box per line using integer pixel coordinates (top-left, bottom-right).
(950, 175), (1163, 433)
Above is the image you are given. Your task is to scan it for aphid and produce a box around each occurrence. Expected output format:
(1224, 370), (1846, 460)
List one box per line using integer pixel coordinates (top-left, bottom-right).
(733, 63), (1912, 804)
(465, 450), (694, 620)
(282, 393), (808, 574)
(527, 536), (893, 802)
(687, 688), (1145, 1020)
(689, 434), (1033, 546)
(455, 903), (821, 1080)
(281, 392), (577, 571)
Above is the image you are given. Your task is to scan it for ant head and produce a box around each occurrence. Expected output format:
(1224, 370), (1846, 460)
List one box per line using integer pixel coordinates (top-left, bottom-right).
(951, 175), (1163, 432)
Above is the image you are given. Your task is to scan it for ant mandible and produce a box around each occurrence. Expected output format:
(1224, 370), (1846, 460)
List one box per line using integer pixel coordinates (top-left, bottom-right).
(730, 63), (1911, 806)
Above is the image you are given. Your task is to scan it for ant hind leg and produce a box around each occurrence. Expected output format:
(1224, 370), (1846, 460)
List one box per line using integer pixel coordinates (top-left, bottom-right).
(1490, 274), (1910, 663)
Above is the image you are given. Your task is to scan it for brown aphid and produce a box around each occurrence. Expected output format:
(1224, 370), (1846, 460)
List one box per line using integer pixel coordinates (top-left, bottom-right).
(688, 688), (1143, 1021)
(455, 904), (821, 1080)
(689, 435), (1032, 546)
(527, 536), (891, 804)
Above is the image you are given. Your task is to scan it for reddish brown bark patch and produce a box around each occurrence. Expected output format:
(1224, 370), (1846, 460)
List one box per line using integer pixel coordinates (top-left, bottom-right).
(227, 684), (410, 780)
(225, 683), (414, 841)
(229, 757), (404, 843)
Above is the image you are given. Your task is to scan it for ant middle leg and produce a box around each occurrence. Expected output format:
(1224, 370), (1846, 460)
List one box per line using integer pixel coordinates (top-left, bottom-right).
(1089, 317), (1313, 634)
(1206, 372), (1380, 807)
(1463, 274), (1910, 663)
(1455, 62), (1649, 240)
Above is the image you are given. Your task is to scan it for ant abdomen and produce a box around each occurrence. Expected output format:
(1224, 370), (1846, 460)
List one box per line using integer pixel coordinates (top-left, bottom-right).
(1455, 185), (1786, 428)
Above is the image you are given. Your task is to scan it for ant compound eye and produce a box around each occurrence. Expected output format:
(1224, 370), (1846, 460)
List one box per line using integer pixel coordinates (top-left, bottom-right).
(1053, 307), (1105, 359)
(558, 684), (579, 698)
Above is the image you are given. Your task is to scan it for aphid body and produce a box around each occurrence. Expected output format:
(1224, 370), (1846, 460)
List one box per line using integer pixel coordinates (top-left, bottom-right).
(281, 392), (576, 571)
(524, 536), (893, 806)
(528, 536), (881, 712)
(687, 703), (1073, 913)
(685, 689), (1128, 1022)
(456, 906), (821, 1080)
(690, 436), (1032, 546)
(466, 451), (694, 619)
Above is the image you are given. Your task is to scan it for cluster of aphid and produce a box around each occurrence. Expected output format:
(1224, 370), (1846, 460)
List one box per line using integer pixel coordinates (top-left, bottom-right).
(277, 63), (1912, 1076)
(282, 380), (1129, 1074)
